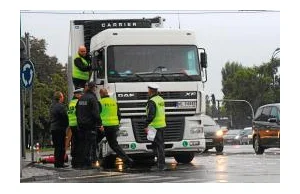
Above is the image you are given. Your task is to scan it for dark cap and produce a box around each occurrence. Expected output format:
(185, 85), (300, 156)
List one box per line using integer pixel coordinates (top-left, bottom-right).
(87, 81), (97, 89)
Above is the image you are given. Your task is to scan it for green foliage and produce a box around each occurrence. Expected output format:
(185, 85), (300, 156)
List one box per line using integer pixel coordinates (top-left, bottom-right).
(221, 60), (280, 128)
(22, 35), (68, 145)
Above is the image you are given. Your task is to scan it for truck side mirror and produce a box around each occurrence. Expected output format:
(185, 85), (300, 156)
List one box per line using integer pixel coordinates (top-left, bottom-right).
(200, 52), (207, 68)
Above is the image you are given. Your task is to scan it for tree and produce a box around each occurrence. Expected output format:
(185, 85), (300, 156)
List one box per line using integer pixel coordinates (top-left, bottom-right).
(221, 60), (280, 128)
(22, 35), (68, 147)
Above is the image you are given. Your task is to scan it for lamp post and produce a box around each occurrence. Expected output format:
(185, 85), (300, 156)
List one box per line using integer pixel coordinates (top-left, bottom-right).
(272, 48), (280, 60)
(271, 48), (280, 87)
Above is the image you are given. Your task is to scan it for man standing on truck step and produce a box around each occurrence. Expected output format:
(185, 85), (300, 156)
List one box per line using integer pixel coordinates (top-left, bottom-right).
(75, 82), (100, 169)
(98, 88), (134, 168)
(144, 83), (167, 171)
(66, 88), (83, 168)
(72, 45), (91, 89)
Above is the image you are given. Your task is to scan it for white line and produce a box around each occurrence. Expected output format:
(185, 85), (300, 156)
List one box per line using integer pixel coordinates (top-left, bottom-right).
(58, 171), (125, 180)
(165, 178), (206, 183)
(139, 176), (180, 182)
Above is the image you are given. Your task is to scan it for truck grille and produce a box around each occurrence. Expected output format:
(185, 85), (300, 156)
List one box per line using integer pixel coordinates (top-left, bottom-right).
(131, 117), (184, 143)
(117, 91), (197, 116)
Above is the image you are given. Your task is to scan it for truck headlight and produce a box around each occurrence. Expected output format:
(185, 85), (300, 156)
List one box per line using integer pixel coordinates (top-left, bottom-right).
(117, 130), (128, 137)
(190, 126), (203, 134)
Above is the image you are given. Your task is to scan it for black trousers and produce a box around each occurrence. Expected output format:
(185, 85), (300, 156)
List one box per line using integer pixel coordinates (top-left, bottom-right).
(76, 128), (97, 167)
(152, 128), (165, 168)
(72, 77), (87, 89)
(103, 126), (132, 164)
(70, 126), (78, 166)
(51, 129), (66, 167)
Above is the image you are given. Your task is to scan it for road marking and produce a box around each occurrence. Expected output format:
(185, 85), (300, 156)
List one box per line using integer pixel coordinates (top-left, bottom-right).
(166, 178), (206, 183)
(58, 171), (125, 180)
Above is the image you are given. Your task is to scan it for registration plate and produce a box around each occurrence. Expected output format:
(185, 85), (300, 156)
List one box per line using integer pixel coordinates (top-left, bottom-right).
(177, 101), (196, 108)
(205, 139), (213, 143)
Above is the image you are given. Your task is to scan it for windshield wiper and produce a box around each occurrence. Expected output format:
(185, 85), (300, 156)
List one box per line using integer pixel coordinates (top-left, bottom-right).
(162, 72), (194, 81)
(135, 72), (169, 81)
(133, 73), (145, 81)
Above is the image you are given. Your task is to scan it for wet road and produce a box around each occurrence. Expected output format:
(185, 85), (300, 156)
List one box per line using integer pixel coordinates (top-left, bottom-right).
(37, 145), (280, 183)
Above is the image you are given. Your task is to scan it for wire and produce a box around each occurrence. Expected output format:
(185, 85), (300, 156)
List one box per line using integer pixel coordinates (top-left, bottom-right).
(20, 10), (279, 15)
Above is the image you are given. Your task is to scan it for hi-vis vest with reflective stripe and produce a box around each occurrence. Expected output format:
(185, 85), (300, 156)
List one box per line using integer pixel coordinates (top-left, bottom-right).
(147, 95), (166, 128)
(99, 97), (119, 126)
(72, 53), (89, 80)
(68, 99), (78, 127)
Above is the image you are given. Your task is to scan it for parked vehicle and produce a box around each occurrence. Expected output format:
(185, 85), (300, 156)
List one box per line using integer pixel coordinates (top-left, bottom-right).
(223, 129), (242, 145)
(201, 115), (224, 153)
(252, 103), (280, 154)
(68, 17), (208, 164)
(241, 127), (253, 145)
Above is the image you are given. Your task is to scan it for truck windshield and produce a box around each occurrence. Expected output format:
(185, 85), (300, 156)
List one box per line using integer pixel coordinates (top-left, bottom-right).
(107, 45), (201, 82)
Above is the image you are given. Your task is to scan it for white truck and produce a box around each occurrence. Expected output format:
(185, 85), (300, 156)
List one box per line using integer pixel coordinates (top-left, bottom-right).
(68, 17), (207, 165)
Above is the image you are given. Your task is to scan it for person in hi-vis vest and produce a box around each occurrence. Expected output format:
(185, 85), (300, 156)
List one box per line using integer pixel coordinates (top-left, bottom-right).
(98, 88), (134, 168)
(72, 45), (91, 89)
(66, 88), (83, 168)
(144, 83), (167, 171)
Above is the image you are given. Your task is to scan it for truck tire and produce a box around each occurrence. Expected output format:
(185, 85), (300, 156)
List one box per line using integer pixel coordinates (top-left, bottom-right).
(132, 155), (155, 165)
(174, 152), (194, 164)
(215, 145), (224, 153)
(102, 155), (116, 169)
(254, 135), (264, 155)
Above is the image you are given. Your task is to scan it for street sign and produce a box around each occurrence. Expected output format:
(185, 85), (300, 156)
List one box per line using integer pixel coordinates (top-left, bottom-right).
(21, 60), (35, 88)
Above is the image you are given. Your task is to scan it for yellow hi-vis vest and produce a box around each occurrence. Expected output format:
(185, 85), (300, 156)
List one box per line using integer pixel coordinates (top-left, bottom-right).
(72, 53), (89, 80)
(68, 99), (78, 127)
(99, 97), (119, 126)
(147, 95), (166, 128)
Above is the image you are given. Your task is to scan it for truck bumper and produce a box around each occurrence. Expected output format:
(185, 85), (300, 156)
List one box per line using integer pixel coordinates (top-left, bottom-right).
(101, 138), (206, 157)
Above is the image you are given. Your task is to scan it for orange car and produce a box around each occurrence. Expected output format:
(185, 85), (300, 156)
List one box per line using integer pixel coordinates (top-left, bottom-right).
(252, 103), (280, 154)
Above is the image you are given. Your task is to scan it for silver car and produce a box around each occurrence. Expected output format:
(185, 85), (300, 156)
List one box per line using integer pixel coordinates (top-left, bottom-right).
(201, 115), (224, 153)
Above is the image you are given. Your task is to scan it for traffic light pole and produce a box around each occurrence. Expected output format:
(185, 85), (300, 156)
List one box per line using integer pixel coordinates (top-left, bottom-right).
(217, 99), (254, 120)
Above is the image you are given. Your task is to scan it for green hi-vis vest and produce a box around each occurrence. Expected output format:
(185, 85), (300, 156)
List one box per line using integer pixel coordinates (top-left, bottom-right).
(68, 99), (78, 127)
(72, 53), (89, 80)
(99, 97), (119, 126)
(147, 95), (166, 128)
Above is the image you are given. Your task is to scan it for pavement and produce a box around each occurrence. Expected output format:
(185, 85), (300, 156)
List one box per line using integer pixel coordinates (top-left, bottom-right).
(20, 150), (119, 183)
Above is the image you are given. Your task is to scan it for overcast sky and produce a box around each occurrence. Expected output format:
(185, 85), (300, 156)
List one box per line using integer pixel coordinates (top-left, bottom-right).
(20, 10), (279, 100)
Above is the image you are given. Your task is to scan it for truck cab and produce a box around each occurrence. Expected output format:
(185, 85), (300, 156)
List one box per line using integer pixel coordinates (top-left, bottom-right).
(68, 17), (208, 165)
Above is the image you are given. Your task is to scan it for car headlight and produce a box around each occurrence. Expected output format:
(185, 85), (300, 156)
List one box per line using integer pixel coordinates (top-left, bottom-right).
(234, 135), (240, 139)
(216, 130), (223, 137)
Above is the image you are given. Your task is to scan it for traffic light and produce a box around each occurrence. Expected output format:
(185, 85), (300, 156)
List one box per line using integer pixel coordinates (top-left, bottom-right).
(211, 94), (216, 105)
(20, 39), (27, 62)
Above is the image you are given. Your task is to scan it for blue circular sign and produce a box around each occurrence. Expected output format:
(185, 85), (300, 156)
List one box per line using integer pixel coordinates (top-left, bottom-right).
(21, 60), (35, 88)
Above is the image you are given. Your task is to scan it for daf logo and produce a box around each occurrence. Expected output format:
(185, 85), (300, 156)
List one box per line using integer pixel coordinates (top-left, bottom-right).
(118, 93), (135, 98)
(185, 92), (196, 97)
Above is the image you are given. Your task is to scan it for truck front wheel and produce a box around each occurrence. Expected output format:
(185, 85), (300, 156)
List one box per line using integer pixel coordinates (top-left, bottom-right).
(174, 152), (194, 164)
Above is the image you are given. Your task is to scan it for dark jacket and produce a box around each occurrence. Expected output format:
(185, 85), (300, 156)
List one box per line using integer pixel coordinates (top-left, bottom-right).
(76, 90), (101, 129)
(50, 101), (69, 131)
(144, 94), (157, 128)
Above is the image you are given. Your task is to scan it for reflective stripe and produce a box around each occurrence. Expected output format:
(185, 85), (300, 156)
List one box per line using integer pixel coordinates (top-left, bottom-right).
(147, 95), (166, 128)
(68, 99), (78, 127)
(72, 53), (89, 80)
(100, 98), (119, 126)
